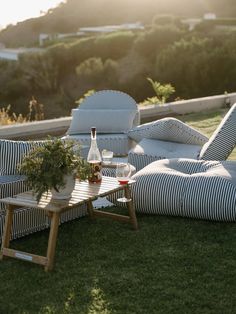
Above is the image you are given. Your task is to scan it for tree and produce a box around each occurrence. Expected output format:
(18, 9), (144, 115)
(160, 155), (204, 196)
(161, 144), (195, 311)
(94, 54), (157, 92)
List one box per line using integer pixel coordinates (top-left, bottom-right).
(155, 36), (236, 99)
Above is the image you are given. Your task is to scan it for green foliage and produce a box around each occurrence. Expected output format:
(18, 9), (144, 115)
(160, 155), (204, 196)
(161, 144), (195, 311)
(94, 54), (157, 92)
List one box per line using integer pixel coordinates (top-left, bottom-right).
(19, 51), (60, 93)
(134, 25), (184, 60)
(154, 36), (236, 98)
(146, 77), (175, 104)
(67, 37), (95, 69)
(19, 138), (90, 202)
(0, 60), (28, 99)
(76, 57), (119, 89)
(94, 31), (135, 60)
(194, 20), (216, 33)
(75, 89), (96, 106)
(152, 14), (185, 30)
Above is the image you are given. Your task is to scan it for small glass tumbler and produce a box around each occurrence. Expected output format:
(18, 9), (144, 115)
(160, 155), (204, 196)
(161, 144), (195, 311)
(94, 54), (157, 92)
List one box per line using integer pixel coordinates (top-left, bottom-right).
(102, 150), (113, 164)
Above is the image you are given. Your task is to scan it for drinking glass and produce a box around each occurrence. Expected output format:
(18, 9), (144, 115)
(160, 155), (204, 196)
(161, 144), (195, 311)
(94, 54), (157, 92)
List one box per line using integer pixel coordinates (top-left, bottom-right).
(102, 149), (113, 164)
(116, 163), (131, 202)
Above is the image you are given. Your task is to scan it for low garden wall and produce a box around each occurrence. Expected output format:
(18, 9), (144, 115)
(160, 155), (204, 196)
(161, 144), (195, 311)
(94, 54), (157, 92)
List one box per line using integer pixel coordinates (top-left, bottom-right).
(0, 92), (235, 140)
(140, 92), (236, 122)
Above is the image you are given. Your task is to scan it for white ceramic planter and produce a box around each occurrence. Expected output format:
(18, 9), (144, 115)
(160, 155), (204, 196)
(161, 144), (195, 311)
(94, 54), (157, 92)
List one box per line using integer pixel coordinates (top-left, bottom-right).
(51, 175), (75, 200)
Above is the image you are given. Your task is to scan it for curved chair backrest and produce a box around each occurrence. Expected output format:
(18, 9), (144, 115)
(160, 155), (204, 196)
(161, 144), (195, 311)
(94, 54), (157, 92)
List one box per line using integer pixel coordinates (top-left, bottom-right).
(199, 103), (236, 160)
(79, 90), (140, 127)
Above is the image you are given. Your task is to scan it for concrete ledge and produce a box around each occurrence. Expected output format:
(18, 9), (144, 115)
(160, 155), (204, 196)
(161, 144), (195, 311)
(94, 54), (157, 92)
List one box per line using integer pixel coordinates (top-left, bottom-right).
(0, 117), (72, 140)
(140, 92), (236, 122)
(0, 92), (235, 140)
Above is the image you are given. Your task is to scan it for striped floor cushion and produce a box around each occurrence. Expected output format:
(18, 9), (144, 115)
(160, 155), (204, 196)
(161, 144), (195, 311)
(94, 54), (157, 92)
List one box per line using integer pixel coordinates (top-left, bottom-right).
(110, 158), (236, 221)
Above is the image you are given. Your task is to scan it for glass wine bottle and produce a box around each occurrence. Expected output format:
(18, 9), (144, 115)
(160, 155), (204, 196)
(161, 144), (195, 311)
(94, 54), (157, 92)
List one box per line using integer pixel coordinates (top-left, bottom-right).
(87, 127), (102, 183)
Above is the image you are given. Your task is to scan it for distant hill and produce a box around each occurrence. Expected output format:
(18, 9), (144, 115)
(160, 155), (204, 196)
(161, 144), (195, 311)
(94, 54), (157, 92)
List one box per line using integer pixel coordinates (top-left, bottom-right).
(0, 0), (236, 47)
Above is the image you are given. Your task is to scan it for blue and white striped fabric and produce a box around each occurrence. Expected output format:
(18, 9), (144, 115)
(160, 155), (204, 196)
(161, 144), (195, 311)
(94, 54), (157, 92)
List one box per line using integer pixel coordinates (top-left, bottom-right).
(199, 103), (236, 160)
(0, 139), (44, 175)
(127, 117), (208, 145)
(126, 158), (236, 221)
(0, 175), (28, 210)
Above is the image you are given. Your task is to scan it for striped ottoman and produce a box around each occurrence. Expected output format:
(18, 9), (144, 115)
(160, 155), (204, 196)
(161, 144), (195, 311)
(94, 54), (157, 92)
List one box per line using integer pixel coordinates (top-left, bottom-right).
(117, 158), (236, 221)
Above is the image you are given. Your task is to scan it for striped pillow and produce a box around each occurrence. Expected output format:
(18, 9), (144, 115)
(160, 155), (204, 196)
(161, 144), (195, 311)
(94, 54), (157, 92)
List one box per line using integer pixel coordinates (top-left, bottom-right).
(127, 117), (208, 145)
(199, 103), (236, 160)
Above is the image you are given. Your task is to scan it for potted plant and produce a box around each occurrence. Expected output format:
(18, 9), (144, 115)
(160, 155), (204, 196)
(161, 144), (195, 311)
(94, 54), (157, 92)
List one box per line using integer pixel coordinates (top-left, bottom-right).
(19, 138), (90, 202)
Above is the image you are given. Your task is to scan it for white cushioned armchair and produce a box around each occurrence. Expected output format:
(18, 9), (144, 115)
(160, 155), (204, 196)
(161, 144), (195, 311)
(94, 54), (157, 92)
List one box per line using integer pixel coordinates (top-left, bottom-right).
(63, 90), (140, 156)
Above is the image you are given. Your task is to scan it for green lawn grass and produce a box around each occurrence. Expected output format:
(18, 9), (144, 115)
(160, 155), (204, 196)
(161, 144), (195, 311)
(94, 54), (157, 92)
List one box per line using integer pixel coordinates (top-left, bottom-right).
(1, 214), (236, 314)
(0, 108), (236, 314)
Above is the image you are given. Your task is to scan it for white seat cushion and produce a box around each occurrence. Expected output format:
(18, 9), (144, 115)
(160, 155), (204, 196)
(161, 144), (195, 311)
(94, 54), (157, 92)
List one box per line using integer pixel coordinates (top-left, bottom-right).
(128, 138), (201, 171)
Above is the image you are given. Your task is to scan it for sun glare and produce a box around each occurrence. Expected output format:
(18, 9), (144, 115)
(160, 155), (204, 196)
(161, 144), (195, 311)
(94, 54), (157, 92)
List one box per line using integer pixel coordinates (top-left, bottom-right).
(0, 0), (63, 29)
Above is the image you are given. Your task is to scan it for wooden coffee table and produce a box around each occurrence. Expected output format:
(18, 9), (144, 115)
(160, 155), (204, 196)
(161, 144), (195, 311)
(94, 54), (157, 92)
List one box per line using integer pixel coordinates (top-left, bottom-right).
(0, 176), (137, 271)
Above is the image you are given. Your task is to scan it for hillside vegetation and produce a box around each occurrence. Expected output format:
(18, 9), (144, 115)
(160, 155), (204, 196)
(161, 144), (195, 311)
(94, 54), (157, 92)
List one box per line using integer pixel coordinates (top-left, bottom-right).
(0, 0), (236, 119)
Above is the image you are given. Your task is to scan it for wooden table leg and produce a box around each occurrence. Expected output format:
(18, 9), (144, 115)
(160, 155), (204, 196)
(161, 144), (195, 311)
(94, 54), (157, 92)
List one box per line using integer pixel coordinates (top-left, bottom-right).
(124, 186), (138, 230)
(0, 205), (14, 260)
(45, 212), (60, 272)
(87, 200), (95, 219)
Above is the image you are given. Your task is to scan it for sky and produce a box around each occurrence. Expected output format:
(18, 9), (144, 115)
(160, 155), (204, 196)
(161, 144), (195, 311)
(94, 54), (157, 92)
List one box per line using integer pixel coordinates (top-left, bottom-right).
(0, 0), (63, 29)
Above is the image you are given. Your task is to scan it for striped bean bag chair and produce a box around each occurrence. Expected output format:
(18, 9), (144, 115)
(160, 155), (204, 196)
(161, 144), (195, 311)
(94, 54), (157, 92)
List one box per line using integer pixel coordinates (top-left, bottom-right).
(128, 104), (236, 171)
(109, 158), (236, 221)
(128, 158), (236, 221)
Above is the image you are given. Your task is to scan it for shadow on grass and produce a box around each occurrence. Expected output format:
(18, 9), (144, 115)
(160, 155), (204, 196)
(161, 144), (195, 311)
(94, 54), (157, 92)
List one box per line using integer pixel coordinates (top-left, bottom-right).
(0, 212), (236, 314)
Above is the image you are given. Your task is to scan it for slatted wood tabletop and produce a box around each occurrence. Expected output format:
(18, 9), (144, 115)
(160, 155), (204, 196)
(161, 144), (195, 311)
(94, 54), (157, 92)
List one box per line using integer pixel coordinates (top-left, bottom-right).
(1, 176), (135, 212)
(0, 176), (138, 272)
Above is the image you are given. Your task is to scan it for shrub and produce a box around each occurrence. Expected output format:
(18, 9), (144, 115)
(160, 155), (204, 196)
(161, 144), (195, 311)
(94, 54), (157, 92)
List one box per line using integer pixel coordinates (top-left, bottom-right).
(75, 57), (119, 89)
(147, 77), (175, 103)
(134, 25), (184, 60)
(19, 51), (60, 93)
(94, 31), (135, 60)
